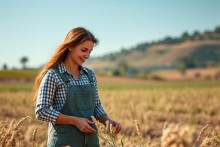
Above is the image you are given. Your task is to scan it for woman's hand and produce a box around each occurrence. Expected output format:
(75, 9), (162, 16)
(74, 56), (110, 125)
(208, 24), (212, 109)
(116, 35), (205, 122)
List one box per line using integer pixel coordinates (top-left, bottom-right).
(98, 114), (121, 134)
(55, 114), (96, 133)
(73, 117), (96, 133)
(108, 119), (121, 134)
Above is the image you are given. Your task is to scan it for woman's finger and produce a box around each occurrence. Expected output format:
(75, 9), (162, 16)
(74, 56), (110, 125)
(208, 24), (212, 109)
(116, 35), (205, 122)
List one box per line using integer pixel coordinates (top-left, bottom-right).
(85, 118), (94, 124)
(115, 123), (121, 134)
(85, 125), (96, 133)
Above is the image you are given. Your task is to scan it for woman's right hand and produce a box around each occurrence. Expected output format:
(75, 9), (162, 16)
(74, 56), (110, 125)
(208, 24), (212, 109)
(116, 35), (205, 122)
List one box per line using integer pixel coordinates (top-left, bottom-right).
(55, 114), (96, 133)
(73, 117), (96, 133)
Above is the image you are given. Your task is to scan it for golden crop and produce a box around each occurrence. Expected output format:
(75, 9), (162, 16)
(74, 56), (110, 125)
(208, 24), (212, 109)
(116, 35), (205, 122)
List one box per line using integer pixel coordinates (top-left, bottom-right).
(0, 81), (219, 147)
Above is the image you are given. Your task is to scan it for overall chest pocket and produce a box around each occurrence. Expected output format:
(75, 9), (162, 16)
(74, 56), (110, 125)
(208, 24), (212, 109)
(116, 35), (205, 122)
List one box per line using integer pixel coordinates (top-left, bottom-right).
(56, 126), (73, 134)
(75, 91), (95, 111)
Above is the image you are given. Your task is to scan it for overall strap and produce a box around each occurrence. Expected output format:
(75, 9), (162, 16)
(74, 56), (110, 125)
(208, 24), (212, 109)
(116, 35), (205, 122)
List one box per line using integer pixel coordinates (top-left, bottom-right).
(83, 67), (94, 84)
(53, 67), (70, 84)
(53, 67), (94, 84)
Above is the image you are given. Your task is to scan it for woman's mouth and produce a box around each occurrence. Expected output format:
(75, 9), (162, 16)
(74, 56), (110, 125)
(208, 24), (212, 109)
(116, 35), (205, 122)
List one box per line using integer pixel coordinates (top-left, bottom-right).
(80, 57), (85, 62)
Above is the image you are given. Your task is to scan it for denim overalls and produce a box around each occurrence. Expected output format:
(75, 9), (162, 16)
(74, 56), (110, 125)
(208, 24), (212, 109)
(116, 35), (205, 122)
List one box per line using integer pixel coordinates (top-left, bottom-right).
(47, 67), (99, 147)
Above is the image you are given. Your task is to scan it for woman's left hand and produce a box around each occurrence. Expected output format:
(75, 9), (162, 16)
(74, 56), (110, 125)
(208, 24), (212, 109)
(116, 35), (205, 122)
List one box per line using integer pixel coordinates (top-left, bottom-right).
(98, 114), (121, 134)
(108, 119), (121, 134)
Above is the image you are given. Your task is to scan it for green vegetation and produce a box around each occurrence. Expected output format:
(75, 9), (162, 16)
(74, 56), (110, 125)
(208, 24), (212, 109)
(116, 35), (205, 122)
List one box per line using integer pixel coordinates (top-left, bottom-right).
(0, 84), (33, 92)
(1, 81), (219, 92)
(0, 70), (38, 79)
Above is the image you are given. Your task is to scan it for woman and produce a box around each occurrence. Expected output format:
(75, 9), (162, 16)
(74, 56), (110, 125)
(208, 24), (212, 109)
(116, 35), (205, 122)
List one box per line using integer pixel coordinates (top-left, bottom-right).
(34, 27), (121, 147)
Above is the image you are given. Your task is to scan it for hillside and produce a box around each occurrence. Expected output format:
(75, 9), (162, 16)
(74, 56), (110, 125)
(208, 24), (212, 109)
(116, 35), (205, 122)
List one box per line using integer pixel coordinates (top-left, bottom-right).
(85, 26), (220, 75)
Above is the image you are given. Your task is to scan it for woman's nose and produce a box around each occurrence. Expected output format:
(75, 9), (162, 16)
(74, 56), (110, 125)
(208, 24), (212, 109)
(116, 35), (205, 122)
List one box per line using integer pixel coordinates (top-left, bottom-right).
(84, 53), (90, 59)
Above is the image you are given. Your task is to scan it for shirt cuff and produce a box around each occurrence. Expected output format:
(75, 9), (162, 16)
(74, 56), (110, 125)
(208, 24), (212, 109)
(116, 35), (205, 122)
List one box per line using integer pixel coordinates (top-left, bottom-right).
(94, 105), (107, 119)
(35, 108), (60, 125)
(50, 110), (60, 124)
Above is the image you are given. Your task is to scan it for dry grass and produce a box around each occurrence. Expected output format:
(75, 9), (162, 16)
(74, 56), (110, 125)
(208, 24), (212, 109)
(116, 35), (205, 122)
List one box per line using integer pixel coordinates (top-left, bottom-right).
(92, 117), (220, 147)
(0, 81), (220, 146)
(0, 116), (30, 147)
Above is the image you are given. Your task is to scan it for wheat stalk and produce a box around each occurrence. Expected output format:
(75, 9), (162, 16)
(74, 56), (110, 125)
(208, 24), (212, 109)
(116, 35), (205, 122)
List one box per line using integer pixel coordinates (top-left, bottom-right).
(197, 124), (211, 143)
(6, 131), (16, 147)
(91, 116), (118, 147)
(32, 125), (38, 146)
(200, 130), (220, 147)
(134, 120), (142, 137)
(14, 116), (30, 132)
(0, 116), (30, 147)
(161, 123), (194, 147)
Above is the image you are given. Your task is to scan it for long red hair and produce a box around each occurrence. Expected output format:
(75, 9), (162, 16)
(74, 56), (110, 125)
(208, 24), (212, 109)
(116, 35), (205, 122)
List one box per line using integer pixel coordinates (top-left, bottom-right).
(33, 27), (98, 102)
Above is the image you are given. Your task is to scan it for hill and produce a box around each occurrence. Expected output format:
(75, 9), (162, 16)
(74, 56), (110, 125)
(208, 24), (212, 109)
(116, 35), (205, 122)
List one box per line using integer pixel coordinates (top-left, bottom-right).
(85, 26), (220, 76)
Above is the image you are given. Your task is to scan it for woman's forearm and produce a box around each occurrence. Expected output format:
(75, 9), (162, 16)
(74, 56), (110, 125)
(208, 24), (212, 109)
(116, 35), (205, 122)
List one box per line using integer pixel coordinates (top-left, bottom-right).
(98, 114), (110, 124)
(55, 113), (77, 125)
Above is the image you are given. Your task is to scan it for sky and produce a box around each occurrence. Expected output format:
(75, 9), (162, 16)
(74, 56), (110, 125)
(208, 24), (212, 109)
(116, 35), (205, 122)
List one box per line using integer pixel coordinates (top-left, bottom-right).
(0, 0), (220, 69)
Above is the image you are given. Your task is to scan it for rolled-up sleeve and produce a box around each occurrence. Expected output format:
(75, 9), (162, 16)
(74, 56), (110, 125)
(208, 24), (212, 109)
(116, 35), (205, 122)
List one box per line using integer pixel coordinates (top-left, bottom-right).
(35, 70), (60, 124)
(92, 71), (107, 119)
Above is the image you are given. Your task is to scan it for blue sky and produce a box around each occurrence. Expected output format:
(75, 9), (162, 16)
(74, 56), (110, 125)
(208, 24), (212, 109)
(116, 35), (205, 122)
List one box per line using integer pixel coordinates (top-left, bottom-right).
(0, 0), (220, 69)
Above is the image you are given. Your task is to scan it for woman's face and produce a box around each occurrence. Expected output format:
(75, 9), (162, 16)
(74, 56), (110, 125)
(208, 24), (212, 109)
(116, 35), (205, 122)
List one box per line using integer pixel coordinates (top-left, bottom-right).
(68, 40), (94, 66)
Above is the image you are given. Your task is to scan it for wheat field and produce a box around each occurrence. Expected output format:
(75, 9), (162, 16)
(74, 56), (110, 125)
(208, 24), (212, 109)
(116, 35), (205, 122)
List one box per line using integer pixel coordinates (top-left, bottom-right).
(0, 80), (220, 147)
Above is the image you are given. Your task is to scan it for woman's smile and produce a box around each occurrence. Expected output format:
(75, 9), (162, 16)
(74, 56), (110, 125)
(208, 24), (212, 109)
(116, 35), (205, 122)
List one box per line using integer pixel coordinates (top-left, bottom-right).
(79, 57), (86, 63)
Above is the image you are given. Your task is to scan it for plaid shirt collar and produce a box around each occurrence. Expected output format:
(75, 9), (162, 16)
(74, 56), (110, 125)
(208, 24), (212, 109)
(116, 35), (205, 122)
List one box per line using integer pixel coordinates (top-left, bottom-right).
(58, 62), (89, 75)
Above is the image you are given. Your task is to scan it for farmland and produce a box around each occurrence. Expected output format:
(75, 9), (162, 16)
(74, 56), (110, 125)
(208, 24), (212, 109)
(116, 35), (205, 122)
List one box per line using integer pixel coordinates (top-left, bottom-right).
(0, 76), (220, 146)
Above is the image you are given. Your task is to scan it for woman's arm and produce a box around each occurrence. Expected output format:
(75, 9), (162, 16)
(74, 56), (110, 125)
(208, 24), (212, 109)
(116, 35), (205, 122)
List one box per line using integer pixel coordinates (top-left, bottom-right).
(35, 70), (60, 124)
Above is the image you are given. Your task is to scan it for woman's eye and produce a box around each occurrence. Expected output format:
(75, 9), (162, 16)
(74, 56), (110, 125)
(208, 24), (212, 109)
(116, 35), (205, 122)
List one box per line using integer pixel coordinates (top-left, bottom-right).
(81, 48), (92, 53)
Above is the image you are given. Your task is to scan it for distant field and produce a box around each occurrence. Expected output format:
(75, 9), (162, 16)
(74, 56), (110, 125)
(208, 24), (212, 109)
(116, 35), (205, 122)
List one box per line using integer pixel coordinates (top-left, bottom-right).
(151, 67), (220, 81)
(0, 80), (219, 92)
(1, 67), (220, 82)
(0, 84), (33, 92)
(0, 70), (38, 79)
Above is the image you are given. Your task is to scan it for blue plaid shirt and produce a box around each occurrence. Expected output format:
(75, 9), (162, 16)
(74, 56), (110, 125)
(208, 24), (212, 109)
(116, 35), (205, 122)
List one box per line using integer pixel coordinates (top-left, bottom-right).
(35, 62), (106, 124)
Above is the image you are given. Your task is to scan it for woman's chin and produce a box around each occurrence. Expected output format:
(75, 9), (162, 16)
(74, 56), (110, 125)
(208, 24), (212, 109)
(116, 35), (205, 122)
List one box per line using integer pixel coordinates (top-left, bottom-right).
(78, 62), (84, 66)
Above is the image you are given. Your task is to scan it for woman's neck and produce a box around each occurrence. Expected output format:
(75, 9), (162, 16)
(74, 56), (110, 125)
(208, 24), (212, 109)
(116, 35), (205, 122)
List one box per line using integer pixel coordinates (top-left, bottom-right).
(63, 59), (80, 78)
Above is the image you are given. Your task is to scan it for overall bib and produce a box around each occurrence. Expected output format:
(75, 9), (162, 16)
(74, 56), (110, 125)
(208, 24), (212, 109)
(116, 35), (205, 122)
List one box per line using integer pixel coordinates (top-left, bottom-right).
(47, 68), (99, 147)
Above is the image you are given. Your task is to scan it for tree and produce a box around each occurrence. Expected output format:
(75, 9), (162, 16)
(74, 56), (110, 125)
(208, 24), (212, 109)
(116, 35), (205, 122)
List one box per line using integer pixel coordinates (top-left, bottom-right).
(180, 57), (196, 68)
(214, 26), (220, 34)
(192, 30), (204, 40)
(20, 56), (29, 69)
(108, 53), (117, 61)
(181, 31), (191, 41)
(193, 31), (200, 36)
(177, 65), (186, 76)
(116, 60), (129, 76)
(163, 36), (173, 44)
(2, 64), (8, 70)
